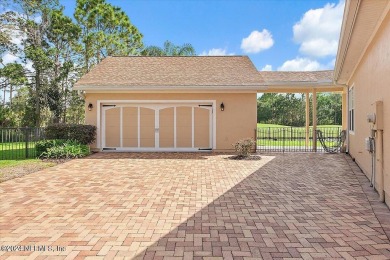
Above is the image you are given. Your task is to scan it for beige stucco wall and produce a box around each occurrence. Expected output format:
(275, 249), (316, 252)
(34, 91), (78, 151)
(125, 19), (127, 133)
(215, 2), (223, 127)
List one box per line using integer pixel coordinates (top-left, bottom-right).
(84, 92), (257, 151)
(347, 12), (390, 205)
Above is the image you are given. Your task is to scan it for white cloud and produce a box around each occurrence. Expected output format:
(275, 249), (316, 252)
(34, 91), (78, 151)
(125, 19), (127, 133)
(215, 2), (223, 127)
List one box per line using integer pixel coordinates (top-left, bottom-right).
(199, 48), (234, 56)
(0, 27), (25, 62)
(261, 64), (273, 71)
(1, 53), (18, 64)
(293, 1), (344, 57)
(10, 32), (25, 46)
(1, 53), (34, 72)
(241, 29), (274, 54)
(278, 57), (321, 71)
(326, 58), (336, 68)
(25, 61), (33, 72)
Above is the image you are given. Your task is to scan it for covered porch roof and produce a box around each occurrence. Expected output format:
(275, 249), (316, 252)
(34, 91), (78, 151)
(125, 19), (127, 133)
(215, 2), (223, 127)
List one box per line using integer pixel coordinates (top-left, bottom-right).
(257, 70), (347, 150)
(258, 70), (344, 93)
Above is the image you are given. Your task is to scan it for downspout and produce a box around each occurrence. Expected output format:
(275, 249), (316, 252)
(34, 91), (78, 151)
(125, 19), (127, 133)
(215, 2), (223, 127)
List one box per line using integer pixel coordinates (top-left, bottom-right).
(368, 101), (384, 203)
(346, 85), (349, 154)
(375, 101), (384, 202)
(377, 128), (384, 202)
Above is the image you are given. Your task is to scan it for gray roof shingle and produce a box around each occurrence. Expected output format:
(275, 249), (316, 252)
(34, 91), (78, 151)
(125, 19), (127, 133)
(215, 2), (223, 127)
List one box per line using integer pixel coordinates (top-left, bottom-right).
(259, 70), (334, 84)
(74, 56), (264, 88)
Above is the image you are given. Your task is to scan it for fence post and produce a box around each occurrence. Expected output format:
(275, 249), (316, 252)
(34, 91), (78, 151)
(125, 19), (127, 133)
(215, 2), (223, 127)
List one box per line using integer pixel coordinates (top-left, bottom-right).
(25, 128), (29, 159)
(282, 128), (285, 153)
(254, 128), (257, 153)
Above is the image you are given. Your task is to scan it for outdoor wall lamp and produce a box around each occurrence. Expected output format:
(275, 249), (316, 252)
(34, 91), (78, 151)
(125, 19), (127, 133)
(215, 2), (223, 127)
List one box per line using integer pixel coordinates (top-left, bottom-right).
(220, 102), (225, 111)
(88, 103), (93, 111)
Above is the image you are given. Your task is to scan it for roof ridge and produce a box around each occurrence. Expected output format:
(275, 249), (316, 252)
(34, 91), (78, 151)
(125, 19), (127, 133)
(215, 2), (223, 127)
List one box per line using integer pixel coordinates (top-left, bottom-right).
(108, 55), (248, 58)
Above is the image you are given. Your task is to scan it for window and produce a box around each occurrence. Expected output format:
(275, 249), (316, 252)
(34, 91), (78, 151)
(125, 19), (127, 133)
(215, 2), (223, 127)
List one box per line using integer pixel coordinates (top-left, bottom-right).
(348, 86), (355, 132)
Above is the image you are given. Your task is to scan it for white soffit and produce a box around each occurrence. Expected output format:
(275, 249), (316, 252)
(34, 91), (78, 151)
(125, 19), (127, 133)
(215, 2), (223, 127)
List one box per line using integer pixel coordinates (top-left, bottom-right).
(335, 0), (390, 84)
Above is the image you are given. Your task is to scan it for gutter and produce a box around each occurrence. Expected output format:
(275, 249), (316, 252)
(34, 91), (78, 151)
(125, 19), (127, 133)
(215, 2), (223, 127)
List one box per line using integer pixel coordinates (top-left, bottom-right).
(73, 84), (268, 92)
(264, 81), (335, 88)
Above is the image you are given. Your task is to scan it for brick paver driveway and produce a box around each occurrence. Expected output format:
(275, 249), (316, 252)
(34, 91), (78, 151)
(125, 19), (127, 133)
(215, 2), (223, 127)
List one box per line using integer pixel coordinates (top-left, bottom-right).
(1, 153), (390, 259)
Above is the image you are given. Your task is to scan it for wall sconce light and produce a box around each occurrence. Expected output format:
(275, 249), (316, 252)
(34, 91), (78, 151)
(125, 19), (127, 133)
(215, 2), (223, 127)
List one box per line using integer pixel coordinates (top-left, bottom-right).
(88, 103), (93, 111)
(220, 102), (225, 111)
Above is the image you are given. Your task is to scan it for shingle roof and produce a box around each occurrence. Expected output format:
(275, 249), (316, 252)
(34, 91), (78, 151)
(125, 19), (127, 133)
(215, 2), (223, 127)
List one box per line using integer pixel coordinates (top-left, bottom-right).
(259, 70), (334, 84)
(74, 56), (264, 88)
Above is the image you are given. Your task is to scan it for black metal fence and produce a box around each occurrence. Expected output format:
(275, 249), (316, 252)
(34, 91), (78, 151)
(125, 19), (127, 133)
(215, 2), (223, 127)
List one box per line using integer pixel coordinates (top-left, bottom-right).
(0, 128), (45, 160)
(256, 126), (343, 153)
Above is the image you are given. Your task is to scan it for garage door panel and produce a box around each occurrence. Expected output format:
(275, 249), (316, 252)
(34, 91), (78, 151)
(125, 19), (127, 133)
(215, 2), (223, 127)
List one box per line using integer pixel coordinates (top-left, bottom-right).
(194, 107), (210, 148)
(123, 107), (138, 147)
(176, 107), (192, 148)
(140, 107), (155, 147)
(103, 103), (213, 151)
(159, 107), (174, 148)
(105, 108), (120, 147)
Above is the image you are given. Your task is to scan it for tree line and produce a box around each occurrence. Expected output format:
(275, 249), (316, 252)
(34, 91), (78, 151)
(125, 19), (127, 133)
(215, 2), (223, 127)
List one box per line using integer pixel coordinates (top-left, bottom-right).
(257, 93), (342, 127)
(0, 0), (196, 127)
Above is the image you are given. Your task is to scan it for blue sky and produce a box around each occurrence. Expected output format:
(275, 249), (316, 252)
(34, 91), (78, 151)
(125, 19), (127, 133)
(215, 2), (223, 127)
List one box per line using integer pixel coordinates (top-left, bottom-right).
(4, 0), (345, 72)
(68, 0), (345, 71)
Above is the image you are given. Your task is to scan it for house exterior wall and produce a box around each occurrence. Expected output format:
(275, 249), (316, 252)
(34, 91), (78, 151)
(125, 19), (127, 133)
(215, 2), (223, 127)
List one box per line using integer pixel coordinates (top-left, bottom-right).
(84, 92), (257, 151)
(347, 12), (390, 205)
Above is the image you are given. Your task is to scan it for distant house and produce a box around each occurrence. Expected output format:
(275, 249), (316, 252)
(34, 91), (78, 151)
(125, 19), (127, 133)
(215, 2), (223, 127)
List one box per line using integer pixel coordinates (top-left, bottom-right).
(334, 0), (390, 205)
(73, 56), (265, 152)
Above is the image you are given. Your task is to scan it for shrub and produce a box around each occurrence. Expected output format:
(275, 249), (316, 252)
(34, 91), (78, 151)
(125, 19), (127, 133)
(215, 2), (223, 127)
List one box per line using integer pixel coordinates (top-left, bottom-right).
(45, 124), (96, 144)
(36, 139), (66, 157)
(39, 140), (90, 159)
(232, 138), (256, 157)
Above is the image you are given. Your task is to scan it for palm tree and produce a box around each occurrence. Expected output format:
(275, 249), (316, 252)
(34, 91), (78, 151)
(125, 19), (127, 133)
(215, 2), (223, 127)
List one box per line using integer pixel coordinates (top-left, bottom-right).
(141, 40), (196, 56)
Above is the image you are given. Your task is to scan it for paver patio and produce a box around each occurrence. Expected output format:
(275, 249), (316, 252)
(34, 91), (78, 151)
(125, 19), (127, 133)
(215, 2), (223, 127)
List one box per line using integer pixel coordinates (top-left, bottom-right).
(0, 153), (389, 259)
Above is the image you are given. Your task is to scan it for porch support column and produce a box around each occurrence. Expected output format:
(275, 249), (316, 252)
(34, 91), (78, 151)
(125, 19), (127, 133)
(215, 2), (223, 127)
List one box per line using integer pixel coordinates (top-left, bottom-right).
(312, 88), (317, 152)
(305, 92), (310, 147)
(341, 87), (347, 130)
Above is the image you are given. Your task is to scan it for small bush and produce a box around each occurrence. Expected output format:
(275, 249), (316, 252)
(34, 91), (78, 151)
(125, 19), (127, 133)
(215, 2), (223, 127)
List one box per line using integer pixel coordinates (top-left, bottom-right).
(36, 139), (66, 156)
(232, 138), (256, 157)
(39, 140), (90, 159)
(45, 124), (96, 144)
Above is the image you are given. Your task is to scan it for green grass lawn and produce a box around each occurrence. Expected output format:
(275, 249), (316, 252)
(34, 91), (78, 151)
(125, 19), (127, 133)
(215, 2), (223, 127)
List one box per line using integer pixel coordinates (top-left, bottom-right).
(0, 142), (39, 160)
(0, 140), (63, 181)
(0, 142), (56, 181)
(257, 123), (289, 128)
(0, 159), (41, 168)
(0, 159), (56, 181)
(257, 123), (342, 129)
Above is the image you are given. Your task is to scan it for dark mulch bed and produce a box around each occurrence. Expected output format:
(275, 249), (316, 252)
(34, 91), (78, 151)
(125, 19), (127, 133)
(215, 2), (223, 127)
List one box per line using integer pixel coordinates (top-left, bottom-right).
(226, 155), (262, 160)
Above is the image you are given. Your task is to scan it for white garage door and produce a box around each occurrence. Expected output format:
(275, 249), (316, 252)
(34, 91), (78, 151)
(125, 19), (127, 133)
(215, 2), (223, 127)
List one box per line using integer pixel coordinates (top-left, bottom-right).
(101, 101), (215, 151)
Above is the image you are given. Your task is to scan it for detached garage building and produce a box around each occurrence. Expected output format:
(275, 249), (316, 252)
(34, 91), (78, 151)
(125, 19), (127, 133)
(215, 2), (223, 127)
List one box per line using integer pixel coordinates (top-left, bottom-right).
(74, 56), (265, 152)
